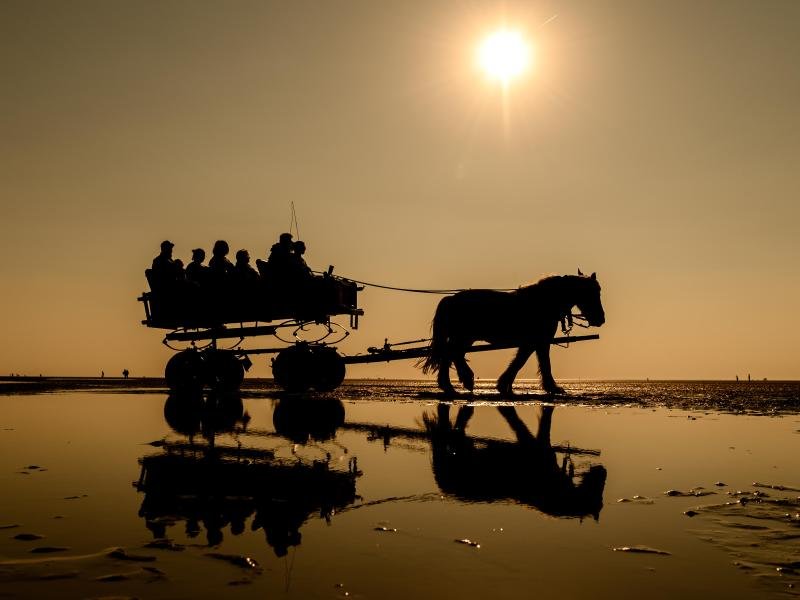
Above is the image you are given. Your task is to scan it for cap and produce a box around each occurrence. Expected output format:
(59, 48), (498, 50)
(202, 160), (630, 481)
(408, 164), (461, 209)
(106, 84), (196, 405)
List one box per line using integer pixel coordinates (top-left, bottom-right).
(279, 232), (294, 243)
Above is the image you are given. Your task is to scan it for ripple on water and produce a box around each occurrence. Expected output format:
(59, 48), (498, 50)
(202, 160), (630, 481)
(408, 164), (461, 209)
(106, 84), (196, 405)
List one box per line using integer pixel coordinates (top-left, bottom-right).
(688, 490), (800, 596)
(612, 546), (670, 556)
(204, 552), (261, 571)
(12, 533), (44, 541)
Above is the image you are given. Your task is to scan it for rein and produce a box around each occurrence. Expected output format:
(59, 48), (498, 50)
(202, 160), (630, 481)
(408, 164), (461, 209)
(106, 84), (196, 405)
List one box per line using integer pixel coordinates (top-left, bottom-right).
(559, 313), (590, 336)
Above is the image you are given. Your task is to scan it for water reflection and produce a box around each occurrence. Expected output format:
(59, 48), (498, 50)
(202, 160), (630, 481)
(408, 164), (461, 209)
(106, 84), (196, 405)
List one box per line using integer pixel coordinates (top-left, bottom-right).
(136, 392), (357, 556)
(272, 395), (344, 443)
(162, 391), (249, 441)
(137, 395), (607, 559)
(422, 404), (607, 520)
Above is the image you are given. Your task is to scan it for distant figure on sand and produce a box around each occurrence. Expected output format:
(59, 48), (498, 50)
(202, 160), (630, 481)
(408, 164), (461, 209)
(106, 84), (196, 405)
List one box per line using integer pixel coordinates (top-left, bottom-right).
(123, 369), (130, 379)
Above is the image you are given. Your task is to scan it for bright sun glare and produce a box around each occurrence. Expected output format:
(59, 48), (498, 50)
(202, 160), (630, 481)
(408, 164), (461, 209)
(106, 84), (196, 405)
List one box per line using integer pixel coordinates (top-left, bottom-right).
(478, 30), (531, 84)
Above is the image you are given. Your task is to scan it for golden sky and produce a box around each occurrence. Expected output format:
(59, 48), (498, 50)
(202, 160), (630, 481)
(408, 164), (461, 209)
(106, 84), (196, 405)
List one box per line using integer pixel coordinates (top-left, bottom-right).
(1, 1), (799, 380)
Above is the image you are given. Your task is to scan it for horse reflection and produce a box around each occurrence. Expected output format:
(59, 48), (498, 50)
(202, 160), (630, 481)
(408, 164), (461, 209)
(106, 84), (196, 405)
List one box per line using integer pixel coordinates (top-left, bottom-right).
(136, 393), (357, 556)
(423, 405), (606, 520)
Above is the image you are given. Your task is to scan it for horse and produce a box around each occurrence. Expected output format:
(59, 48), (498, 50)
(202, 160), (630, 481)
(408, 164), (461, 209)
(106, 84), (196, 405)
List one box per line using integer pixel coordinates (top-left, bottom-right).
(420, 271), (605, 396)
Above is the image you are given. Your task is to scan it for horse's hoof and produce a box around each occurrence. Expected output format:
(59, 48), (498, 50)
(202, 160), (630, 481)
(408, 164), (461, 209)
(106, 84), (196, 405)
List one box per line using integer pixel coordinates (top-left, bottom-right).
(496, 386), (515, 398)
(544, 386), (566, 396)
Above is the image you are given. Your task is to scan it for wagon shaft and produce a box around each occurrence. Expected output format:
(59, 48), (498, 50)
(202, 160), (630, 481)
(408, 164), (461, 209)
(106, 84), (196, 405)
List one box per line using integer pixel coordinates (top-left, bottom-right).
(343, 334), (600, 364)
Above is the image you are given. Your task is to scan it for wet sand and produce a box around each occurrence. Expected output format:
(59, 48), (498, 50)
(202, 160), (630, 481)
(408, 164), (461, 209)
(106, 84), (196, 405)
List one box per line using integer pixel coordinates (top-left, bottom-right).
(0, 382), (798, 598)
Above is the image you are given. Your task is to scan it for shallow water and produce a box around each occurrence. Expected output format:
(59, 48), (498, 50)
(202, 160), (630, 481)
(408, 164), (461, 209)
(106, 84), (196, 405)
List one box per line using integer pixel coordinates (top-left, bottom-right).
(1, 381), (799, 598)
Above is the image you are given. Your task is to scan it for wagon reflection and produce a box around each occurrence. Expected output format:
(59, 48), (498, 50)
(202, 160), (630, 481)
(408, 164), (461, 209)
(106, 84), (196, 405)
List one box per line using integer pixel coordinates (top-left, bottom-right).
(135, 393), (357, 556)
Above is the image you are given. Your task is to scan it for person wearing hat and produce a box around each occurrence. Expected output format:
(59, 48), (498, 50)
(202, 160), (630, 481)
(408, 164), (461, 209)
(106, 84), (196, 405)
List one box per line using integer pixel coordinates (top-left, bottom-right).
(151, 240), (182, 287)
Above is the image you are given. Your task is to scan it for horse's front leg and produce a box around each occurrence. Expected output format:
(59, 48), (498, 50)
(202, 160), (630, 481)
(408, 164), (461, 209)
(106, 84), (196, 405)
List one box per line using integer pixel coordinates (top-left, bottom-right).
(496, 345), (534, 397)
(535, 344), (565, 395)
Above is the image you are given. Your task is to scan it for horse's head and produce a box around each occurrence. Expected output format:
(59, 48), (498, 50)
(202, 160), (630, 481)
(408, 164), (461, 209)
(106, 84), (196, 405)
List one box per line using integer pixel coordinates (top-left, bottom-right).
(573, 271), (605, 327)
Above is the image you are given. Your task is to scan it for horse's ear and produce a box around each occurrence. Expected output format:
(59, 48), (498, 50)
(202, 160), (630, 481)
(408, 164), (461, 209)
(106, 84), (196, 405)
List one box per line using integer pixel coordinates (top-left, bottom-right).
(590, 272), (596, 280)
(577, 268), (584, 276)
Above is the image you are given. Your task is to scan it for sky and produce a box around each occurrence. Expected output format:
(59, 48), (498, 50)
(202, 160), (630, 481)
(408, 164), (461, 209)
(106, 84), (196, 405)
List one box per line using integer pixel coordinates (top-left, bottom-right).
(1, 0), (799, 381)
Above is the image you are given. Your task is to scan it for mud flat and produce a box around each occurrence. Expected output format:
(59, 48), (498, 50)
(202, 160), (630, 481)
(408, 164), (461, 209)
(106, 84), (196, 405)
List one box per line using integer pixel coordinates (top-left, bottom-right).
(1, 383), (798, 598)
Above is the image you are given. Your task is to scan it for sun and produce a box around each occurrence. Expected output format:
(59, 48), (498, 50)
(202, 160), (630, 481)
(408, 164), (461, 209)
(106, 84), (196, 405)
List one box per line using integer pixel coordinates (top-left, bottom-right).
(477, 30), (531, 84)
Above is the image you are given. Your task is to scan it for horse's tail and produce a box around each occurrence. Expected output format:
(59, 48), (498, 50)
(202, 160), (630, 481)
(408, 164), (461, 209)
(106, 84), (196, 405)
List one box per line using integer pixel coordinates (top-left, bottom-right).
(419, 296), (452, 375)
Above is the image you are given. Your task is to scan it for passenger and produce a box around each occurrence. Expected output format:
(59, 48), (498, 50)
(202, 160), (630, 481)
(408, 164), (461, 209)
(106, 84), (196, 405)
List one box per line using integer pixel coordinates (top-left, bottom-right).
(256, 232), (293, 283)
(152, 239), (175, 272)
(289, 241), (313, 279)
(174, 259), (186, 281)
(208, 240), (234, 279)
(233, 249), (259, 284)
(186, 248), (209, 286)
(270, 232), (295, 263)
(151, 240), (181, 289)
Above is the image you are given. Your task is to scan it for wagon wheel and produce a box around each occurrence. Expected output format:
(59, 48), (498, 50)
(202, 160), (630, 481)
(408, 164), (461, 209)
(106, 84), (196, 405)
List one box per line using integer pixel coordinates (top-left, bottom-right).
(164, 350), (204, 391)
(311, 347), (346, 392)
(202, 392), (245, 433)
(272, 345), (315, 392)
(163, 391), (203, 435)
(204, 351), (245, 392)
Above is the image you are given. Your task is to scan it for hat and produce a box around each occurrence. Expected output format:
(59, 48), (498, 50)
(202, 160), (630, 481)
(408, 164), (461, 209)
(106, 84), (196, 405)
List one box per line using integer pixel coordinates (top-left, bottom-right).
(279, 232), (294, 243)
(160, 240), (174, 250)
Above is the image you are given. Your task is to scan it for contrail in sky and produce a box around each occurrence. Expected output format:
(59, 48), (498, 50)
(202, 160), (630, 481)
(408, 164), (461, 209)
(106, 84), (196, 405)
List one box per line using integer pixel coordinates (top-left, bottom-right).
(539, 14), (559, 28)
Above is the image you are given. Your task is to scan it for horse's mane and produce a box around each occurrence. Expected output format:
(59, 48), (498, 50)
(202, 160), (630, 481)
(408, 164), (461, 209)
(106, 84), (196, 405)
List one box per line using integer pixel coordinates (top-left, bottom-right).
(514, 274), (569, 295)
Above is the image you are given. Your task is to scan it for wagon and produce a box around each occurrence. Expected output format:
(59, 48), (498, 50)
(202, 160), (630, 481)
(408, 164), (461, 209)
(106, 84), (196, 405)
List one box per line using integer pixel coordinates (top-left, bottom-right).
(139, 266), (363, 392)
(139, 266), (600, 393)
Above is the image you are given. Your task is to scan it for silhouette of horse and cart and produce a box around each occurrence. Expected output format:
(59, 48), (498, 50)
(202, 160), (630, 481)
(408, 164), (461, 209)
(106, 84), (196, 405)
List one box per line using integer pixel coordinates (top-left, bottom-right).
(140, 254), (605, 394)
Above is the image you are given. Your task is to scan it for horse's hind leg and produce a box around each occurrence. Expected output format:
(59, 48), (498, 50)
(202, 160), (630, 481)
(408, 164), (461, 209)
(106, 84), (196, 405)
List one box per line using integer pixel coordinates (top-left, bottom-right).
(437, 356), (457, 397)
(453, 347), (474, 392)
(496, 345), (534, 397)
